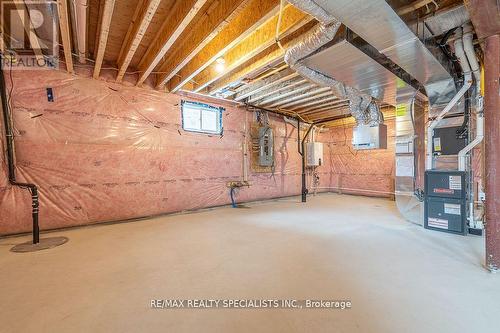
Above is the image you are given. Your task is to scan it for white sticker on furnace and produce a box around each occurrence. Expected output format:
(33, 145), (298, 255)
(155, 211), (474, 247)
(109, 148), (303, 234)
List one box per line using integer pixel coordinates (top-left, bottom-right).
(444, 203), (461, 215)
(428, 217), (448, 229)
(449, 176), (462, 190)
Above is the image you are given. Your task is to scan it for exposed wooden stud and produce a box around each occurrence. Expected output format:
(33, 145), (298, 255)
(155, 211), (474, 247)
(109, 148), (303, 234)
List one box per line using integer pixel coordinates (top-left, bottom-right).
(234, 68), (298, 101)
(136, 0), (210, 86)
(191, 5), (313, 93)
(280, 90), (333, 109)
(292, 96), (339, 111)
(257, 82), (315, 105)
(248, 78), (308, 104)
(300, 100), (348, 114)
(57, 0), (74, 73)
(164, 0), (281, 92)
(207, 21), (317, 95)
(116, 0), (161, 82)
(93, 0), (104, 59)
(266, 86), (330, 108)
(93, 0), (115, 79)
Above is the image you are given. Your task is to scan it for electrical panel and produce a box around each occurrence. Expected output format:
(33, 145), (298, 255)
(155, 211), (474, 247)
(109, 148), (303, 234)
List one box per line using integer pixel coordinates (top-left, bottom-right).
(424, 170), (466, 235)
(432, 126), (467, 155)
(352, 124), (387, 150)
(258, 126), (274, 167)
(306, 142), (323, 166)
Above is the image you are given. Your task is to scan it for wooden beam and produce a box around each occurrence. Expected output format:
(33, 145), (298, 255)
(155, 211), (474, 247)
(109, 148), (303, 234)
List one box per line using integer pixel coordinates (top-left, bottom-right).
(164, 0), (281, 92)
(292, 96), (339, 111)
(300, 100), (347, 114)
(116, 0), (161, 82)
(93, 0), (104, 59)
(136, 0), (210, 86)
(191, 4), (313, 93)
(57, 0), (73, 73)
(206, 21), (317, 95)
(249, 79), (310, 104)
(256, 82), (314, 105)
(464, 0), (500, 40)
(93, 0), (115, 79)
(234, 67), (298, 101)
(266, 86), (330, 108)
(281, 90), (333, 109)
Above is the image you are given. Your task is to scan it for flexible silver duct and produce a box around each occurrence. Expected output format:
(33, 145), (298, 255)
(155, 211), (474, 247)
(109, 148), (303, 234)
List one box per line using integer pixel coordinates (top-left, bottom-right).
(284, 1), (383, 125)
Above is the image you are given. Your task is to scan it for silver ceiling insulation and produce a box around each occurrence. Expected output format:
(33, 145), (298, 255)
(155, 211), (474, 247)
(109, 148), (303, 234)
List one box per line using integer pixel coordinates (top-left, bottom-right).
(309, 0), (457, 108)
(285, 0), (384, 125)
(302, 40), (398, 106)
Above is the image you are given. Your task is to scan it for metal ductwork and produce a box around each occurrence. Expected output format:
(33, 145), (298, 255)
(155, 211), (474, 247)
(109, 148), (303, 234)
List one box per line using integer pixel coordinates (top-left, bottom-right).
(305, 0), (457, 108)
(285, 0), (384, 125)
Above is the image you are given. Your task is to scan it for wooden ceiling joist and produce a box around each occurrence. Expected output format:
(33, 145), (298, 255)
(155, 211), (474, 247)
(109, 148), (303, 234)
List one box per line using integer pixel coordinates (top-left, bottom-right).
(191, 4), (313, 93)
(299, 100), (348, 114)
(206, 21), (317, 95)
(93, 0), (115, 79)
(135, 0), (210, 86)
(164, 0), (281, 92)
(280, 90), (333, 109)
(292, 96), (339, 111)
(57, 0), (74, 73)
(265, 86), (330, 108)
(247, 78), (309, 104)
(116, 0), (161, 82)
(257, 82), (316, 105)
(234, 67), (298, 101)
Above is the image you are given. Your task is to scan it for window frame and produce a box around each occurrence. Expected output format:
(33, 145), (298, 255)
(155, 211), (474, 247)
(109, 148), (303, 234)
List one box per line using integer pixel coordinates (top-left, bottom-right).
(181, 100), (224, 135)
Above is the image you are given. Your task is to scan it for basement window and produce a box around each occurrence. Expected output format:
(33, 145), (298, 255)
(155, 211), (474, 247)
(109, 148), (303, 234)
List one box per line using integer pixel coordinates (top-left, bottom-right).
(181, 100), (223, 135)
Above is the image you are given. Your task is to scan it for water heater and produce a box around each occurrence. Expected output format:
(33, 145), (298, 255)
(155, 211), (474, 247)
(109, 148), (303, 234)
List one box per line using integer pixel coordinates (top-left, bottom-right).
(306, 142), (323, 166)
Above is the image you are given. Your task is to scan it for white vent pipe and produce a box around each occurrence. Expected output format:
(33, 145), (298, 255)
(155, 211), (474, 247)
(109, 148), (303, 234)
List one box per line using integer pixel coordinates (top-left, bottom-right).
(458, 22), (483, 172)
(426, 27), (472, 170)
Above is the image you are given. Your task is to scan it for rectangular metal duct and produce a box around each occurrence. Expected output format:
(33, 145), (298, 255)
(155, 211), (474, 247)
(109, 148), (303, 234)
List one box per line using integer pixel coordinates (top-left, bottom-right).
(302, 39), (398, 106)
(311, 0), (456, 107)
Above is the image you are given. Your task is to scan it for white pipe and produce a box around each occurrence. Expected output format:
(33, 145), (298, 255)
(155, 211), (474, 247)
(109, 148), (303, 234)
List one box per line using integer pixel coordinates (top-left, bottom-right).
(459, 23), (484, 229)
(426, 28), (472, 169)
(458, 112), (483, 171)
(462, 23), (481, 94)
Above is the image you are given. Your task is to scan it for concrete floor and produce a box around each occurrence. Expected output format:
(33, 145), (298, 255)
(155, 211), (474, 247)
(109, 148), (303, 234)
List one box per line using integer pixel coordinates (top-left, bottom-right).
(0, 193), (498, 333)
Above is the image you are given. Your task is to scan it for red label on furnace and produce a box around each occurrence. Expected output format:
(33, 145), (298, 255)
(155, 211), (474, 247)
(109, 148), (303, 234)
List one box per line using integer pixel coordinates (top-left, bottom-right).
(434, 188), (454, 194)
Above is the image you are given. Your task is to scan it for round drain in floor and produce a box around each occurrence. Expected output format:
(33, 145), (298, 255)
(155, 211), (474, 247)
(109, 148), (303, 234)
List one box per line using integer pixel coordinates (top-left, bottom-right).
(10, 237), (69, 253)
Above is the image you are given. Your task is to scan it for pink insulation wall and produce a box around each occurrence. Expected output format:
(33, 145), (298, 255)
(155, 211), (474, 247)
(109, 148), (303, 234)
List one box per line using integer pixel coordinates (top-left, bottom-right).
(0, 69), (395, 235)
(322, 118), (396, 198)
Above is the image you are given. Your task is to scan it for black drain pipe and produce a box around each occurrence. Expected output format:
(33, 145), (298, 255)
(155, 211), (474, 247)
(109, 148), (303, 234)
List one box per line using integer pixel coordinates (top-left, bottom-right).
(300, 116), (343, 203)
(0, 56), (40, 244)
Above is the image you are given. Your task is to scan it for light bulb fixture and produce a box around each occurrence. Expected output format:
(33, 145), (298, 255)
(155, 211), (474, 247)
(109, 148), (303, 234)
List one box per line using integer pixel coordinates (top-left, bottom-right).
(215, 57), (225, 73)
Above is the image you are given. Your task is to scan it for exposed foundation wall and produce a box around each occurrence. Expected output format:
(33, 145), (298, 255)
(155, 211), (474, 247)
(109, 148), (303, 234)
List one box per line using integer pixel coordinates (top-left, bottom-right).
(0, 69), (395, 235)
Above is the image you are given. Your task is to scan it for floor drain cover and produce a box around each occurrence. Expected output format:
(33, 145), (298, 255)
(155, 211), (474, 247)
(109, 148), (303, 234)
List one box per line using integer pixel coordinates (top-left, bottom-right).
(10, 236), (69, 253)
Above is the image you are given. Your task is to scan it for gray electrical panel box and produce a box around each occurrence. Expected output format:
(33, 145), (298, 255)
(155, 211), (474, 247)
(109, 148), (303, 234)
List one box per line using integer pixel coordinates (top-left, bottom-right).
(258, 126), (274, 167)
(352, 124), (387, 150)
(424, 170), (466, 235)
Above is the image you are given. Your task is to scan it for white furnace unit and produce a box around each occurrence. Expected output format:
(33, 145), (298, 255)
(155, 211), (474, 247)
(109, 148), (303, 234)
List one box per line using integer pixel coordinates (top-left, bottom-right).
(306, 142), (323, 166)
